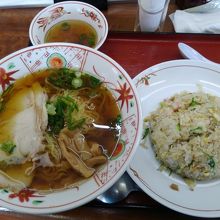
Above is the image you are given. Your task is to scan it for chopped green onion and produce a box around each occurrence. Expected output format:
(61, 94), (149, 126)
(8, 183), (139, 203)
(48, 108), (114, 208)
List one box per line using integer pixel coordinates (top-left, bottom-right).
(79, 34), (96, 47)
(116, 114), (122, 126)
(89, 75), (101, 88)
(61, 22), (71, 31)
(189, 97), (200, 107)
(46, 103), (56, 115)
(47, 68), (102, 90)
(0, 141), (16, 155)
(75, 71), (82, 78)
(59, 96), (78, 111)
(48, 94), (84, 134)
(160, 102), (166, 108)
(48, 97), (67, 134)
(72, 78), (83, 89)
(176, 123), (181, 131)
(142, 128), (150, 140)
(208, 157), (215, 168)
(88, 37), (95, 47)
(67, 118), (86, 130)
(190, 126), (203, 134)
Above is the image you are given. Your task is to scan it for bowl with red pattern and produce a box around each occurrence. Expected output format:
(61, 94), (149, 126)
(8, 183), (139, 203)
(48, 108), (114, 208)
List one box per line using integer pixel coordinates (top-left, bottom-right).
(0, 42), (142, 214)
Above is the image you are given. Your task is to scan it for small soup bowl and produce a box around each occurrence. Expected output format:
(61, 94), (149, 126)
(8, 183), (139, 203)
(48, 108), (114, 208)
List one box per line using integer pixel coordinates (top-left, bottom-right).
(29, 1), (108, 49)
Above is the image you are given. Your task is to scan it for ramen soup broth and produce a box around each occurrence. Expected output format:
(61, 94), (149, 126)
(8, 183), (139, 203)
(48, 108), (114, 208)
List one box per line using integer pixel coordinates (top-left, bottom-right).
(45, 20), (98, 48)
(0, 68), (121, 192)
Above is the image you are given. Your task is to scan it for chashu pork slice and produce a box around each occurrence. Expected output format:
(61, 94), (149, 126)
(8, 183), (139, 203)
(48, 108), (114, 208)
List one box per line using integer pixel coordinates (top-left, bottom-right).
(0, 82), (48, 190)
(12, 82), (48, 160)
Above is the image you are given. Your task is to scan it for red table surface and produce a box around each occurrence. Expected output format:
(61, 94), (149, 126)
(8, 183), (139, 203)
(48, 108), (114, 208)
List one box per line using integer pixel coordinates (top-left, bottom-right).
(99, 32), (220, 78)
(1, 33), (220, 220)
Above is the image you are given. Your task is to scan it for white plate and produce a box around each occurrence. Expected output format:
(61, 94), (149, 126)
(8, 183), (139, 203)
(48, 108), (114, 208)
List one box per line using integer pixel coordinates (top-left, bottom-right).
(127, 59), (220, 218)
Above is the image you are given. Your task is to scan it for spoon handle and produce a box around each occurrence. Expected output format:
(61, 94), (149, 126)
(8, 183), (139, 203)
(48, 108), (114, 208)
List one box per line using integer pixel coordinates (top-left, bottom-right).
(178, 42), (219, 66)
(96, 172), (140, 204)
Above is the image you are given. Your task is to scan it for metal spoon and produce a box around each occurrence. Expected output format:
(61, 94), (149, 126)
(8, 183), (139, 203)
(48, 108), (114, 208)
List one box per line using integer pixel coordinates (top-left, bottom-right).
(178, 42), (219, 65)
(96, 172), (140, 204)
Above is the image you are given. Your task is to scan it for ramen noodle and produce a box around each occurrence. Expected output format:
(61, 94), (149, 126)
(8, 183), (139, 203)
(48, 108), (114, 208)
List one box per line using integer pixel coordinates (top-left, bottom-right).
(0, 68), (121, 192)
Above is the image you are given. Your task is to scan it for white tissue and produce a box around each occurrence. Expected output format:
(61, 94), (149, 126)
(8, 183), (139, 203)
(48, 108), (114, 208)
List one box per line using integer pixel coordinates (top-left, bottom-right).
(170, 10), (220, 34)
(0, 0), (53, 8)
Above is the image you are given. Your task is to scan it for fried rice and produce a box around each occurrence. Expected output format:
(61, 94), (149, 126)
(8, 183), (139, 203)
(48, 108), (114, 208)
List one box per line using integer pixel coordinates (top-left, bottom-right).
(146, 91), (220, 180)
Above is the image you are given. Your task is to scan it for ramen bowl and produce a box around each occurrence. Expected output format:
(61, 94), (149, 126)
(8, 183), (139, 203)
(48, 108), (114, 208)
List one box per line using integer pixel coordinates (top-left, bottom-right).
(29, 1), (108, 49)
(0, 43), (142, 214)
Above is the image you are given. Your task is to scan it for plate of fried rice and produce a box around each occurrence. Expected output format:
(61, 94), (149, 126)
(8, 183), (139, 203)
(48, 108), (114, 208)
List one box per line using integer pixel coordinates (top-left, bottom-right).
(127, 59), (220, 217)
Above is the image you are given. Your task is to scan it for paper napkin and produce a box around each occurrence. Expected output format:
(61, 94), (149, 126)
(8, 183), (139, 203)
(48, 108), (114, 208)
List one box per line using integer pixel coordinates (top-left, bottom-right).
(170, 9), (220, 34)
